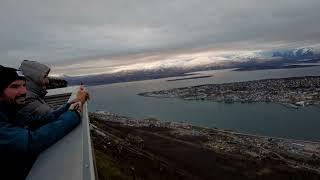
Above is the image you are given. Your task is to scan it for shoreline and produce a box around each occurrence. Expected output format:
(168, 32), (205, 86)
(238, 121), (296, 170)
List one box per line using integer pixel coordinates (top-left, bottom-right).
(139, 93), (318, 109)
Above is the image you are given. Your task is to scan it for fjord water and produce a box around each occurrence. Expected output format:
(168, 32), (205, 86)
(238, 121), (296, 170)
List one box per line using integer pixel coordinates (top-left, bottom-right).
(88, 67), (320, 141)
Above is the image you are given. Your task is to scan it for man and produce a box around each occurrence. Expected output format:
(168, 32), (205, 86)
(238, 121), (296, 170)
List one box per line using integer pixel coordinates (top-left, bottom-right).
(19, 60), (53, 116)
(19, 60), (89, 116)
(0, 65), (83, 180)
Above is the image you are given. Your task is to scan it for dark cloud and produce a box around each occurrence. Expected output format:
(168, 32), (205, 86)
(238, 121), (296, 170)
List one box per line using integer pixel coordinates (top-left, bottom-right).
(1, 0), (320, 69)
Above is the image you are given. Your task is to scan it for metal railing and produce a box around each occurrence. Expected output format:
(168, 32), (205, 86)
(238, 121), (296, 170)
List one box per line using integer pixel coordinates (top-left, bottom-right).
(27, 86), (96, 180)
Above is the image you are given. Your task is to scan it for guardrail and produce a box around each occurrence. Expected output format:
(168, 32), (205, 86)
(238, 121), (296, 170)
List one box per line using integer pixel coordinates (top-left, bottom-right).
(27, 86), (96, 180)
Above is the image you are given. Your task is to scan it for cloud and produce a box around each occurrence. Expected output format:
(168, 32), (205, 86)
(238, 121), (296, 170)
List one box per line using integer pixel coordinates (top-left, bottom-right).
(51, 49), (267, 76)
(1, 0), (320, 73)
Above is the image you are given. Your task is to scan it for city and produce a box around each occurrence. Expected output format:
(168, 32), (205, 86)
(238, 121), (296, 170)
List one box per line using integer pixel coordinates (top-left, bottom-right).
(139, 76), (320, 108)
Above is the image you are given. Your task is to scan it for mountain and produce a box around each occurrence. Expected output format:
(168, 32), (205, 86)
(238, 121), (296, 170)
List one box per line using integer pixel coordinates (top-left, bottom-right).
(64, 67), (199, 86)
(63, 47), (320, 86)
(272, 47), (316, 59)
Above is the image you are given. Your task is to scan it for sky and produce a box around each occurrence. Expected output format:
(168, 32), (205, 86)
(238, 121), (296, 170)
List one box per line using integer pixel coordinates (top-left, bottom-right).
(1, 0), (320, 76)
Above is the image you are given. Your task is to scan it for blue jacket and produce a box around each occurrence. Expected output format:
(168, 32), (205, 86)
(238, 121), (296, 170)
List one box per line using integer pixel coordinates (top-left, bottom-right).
(0, 102), (80, 180)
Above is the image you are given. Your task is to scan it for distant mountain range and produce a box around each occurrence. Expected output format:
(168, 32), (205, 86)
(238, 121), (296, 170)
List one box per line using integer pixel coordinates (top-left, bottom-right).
(272, 47), (316, 59)
(64, 47), (320, 86)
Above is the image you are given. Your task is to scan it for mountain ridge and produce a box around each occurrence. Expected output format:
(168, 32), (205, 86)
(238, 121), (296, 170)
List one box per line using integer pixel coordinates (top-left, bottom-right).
(62, 47), (320, 86)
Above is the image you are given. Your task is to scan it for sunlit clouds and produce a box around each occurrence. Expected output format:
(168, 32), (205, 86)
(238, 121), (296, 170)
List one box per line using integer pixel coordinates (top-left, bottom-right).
(51, 49), (265, 76)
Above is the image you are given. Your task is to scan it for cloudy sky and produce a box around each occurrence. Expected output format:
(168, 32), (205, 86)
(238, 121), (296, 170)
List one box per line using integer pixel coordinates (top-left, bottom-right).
(1, 0), (320, 76)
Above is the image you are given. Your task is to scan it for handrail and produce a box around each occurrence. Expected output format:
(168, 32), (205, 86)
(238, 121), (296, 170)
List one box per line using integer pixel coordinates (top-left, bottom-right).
(82, 102), (96, 180)
(27, 86), (96, 180)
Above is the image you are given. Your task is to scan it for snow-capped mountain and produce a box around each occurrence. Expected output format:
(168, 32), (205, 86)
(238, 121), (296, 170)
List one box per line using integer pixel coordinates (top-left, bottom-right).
(57, 46), (320, 86)
(272, 47), (316, 59)
(221, 51), (265, 61)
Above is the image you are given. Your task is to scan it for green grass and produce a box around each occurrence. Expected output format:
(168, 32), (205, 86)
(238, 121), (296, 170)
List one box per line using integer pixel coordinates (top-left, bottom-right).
(94, 149), (130, 180)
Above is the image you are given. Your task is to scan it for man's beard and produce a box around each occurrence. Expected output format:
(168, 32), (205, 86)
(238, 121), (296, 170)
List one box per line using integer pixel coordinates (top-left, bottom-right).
(8, 94), (26, 108)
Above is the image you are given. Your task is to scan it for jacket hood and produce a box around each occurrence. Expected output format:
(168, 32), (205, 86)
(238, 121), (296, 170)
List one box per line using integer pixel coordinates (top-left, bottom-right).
(19, 60), (50, 85)
(19, 60), (50, 98)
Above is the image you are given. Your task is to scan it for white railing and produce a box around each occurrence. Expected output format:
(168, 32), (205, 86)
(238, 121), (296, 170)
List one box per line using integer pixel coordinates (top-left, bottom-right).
(27, 86), (96, 180)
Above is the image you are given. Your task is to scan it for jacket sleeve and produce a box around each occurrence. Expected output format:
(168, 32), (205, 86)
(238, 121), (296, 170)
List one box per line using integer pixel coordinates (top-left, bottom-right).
(21, 99), (53, 116)
(0, 110), (80, 156)
(19, 103), (72, 130)
(36, 103), (71, 122)
(20, 96), (71, 117)
(49, 103), (72, 118)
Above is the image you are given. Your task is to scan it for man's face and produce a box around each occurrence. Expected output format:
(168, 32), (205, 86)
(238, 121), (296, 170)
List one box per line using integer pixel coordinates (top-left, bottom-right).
(41, 72), (50, 90)
(0, 80), (27, 107)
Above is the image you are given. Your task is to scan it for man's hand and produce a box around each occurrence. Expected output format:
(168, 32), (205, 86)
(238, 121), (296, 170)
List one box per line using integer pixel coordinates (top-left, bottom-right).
(70, 85), (90, 104)
(77, 85), (90, 103)
(69, 102), (83, 114)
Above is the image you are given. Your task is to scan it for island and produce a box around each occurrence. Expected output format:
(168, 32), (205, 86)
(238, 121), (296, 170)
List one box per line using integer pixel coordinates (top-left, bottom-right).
(167, 75), (213, 82)
(139, 76), (320, 108)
